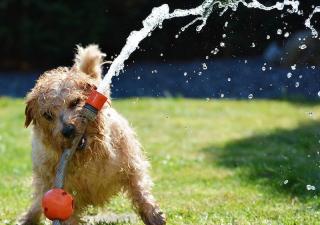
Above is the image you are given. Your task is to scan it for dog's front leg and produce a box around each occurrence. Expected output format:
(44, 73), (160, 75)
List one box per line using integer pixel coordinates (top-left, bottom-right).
(19, 196), (42, 225)
(127, 171), (166, 225)
(19, 172), (54, 225)
(19, 176), (46, 225)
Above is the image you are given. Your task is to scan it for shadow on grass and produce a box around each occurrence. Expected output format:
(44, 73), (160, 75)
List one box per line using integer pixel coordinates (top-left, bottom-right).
(203, 121), (320, 199)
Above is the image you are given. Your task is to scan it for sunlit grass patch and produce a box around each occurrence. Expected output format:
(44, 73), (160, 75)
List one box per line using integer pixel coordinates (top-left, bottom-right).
(1, 97), (320, 224)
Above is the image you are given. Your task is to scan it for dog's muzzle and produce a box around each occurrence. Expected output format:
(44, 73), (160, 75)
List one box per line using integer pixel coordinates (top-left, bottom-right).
(77, 135), (87, 150)
(61, 124), (76, 139)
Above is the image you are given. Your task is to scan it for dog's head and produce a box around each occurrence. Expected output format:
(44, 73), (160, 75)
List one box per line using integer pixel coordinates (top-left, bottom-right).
(25, 45), (109, 152)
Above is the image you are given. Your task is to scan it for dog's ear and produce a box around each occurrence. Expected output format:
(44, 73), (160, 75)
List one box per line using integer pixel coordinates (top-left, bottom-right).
(25, 95), (35, 128)
(74, 44), (105, 79)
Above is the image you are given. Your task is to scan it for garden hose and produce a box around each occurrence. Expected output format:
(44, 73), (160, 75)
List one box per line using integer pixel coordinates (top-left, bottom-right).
(42, 90), (110, 225)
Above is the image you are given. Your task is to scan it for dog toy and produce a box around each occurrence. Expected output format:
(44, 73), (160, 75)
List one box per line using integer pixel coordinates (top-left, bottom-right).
(42, 188), (74, 221)
(41, 90), (109, 225)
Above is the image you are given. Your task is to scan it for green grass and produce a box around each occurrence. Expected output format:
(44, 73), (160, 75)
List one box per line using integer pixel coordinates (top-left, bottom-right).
(1, 97), (320, 224)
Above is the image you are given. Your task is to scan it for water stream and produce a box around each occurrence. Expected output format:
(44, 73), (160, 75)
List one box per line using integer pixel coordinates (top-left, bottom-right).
(97, 0), (318, 94)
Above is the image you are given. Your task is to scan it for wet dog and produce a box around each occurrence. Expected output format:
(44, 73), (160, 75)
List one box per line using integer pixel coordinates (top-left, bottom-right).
(20, 45), (166, 225)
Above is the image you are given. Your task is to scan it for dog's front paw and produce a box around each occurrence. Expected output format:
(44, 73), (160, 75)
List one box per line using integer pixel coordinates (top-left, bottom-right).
(140, 207), (166, 225)
(18, 214), (39, 225)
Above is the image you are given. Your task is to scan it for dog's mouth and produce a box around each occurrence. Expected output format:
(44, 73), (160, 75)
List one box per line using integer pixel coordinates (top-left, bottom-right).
(77, 135), (87, 150)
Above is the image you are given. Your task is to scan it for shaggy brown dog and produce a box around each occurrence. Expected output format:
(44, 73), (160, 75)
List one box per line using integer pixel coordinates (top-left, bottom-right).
(20, 45), (166, 225)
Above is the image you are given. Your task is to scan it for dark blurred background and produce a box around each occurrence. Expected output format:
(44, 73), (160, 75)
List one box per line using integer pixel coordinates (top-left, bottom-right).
(1, 0), (320, 99)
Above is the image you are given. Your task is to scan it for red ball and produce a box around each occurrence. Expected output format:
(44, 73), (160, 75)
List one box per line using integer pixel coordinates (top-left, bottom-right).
(42, 188), (74, 221)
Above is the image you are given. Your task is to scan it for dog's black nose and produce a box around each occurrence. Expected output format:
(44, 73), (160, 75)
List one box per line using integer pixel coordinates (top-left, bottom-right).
(61, 124), (76, 138)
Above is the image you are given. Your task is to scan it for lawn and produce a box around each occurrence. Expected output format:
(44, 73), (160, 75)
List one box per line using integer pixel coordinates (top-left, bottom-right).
(1, 97), (320, 224)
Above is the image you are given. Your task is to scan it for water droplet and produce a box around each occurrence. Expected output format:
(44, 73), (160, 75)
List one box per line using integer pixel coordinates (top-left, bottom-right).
(248, 94), (253, 99)
(295, 82), (300, 88)
(211, 48), (219, 55)
(266, 35), (271, 39)
(251, 42), (256, 48)
(160, 53), (163, 57)
(277, 29), (283, 35)
(306, 185), (316, 191)
(227, 77), (231, 82)
(137, 76), (141, 80)
(224, 21), (228, 27)
(287, 72), (292, 78)
(222, 33), (226, 38)
(206, 98), (210, 102)
(220, 93), (224, 98)
(262, 66), (266, 71)
(284, 180), (289, 184)
(183, 72), (188, 76)
(175, 34), (179, 39)
(284, 32), (290, 38)
(198, 71), (202, 76)
(202, 63), (208, 70)
(220, 42), (225, 47)
(318, 91), (320, 97)
(299, 44), (307, 49)
(291, 64), (297, 70)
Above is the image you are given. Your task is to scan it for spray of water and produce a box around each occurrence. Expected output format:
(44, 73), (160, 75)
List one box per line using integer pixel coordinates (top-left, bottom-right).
(97, 0), (316, 94)
(98, 0), (218, 93)
(305, 6), (320, 38)
(222, 0), (299, 14)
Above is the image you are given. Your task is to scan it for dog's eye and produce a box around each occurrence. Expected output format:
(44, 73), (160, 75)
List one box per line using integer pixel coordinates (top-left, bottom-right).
(43, 112), (54, 121)
(69, 98), (81, 109)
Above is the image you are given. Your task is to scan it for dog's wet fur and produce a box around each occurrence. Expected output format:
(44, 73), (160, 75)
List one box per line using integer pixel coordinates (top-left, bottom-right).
(20, 45), (166, 225)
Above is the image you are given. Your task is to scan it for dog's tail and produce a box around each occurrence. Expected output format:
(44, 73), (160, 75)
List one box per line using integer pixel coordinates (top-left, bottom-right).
(74, 44), (107, 79)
